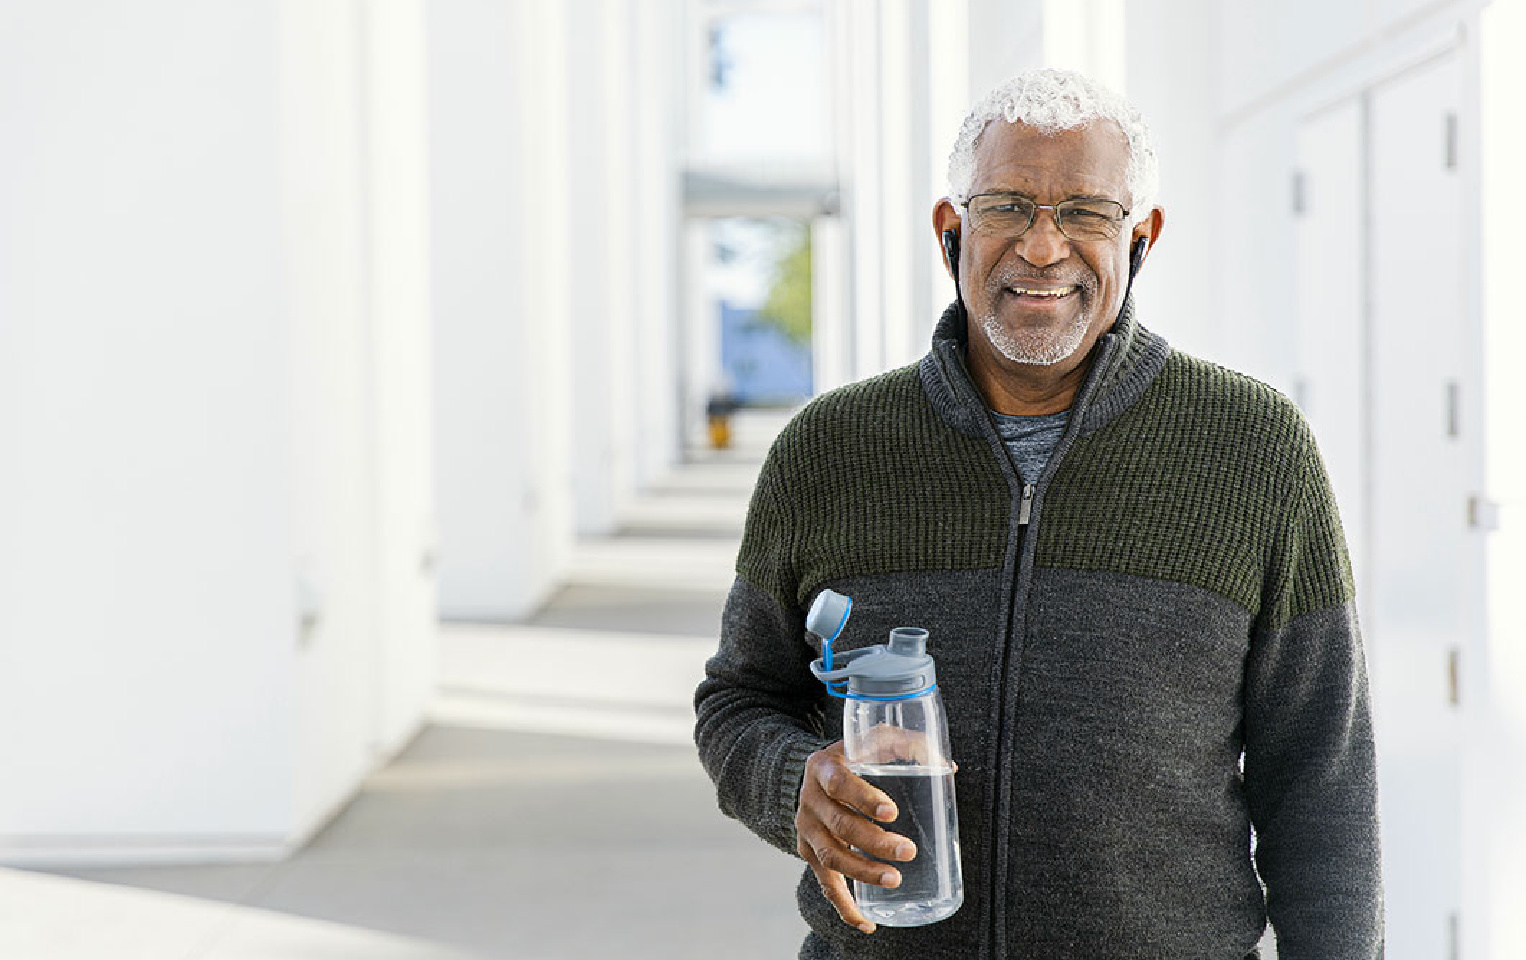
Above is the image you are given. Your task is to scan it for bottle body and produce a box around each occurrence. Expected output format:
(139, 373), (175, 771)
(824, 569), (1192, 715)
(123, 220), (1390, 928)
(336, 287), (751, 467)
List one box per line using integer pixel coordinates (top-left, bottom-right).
(844, 691), (963, 926)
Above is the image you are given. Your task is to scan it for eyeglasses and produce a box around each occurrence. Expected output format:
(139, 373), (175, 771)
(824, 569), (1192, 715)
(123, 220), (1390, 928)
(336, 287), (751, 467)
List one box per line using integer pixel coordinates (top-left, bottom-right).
(961, 192), (1130, 242)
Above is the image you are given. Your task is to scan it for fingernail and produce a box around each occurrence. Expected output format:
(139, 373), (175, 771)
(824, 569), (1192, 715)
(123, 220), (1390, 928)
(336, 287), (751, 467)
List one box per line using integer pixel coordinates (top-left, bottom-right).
(875, 803), (896, 820)
(895, 841), (915, 860)
(881, 870), (901, 888)
(857, 922), (876, 934)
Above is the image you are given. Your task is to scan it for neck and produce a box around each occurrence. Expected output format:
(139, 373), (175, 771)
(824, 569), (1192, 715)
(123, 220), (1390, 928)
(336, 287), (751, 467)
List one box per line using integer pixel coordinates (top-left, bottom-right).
(965, 336), (1095, 415)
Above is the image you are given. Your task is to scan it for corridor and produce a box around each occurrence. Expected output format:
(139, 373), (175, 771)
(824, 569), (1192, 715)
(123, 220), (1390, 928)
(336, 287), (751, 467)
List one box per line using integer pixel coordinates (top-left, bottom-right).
(5, 412), (807, 960)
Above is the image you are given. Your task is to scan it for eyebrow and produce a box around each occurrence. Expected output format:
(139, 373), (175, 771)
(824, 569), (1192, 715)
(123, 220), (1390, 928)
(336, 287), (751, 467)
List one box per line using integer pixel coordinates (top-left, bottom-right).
(978, 189), (1117, 203)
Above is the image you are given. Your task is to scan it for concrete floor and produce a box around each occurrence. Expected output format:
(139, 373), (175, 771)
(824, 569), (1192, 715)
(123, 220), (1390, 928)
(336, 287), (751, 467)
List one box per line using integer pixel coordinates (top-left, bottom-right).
(9, 412), (811, 960)
(38, 726), (807, 960)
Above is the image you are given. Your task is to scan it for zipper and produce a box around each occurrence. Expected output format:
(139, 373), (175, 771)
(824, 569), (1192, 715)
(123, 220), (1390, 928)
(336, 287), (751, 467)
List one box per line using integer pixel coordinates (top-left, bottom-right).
(975, 339), (1122, 960)
(927, 330), (1124, 960)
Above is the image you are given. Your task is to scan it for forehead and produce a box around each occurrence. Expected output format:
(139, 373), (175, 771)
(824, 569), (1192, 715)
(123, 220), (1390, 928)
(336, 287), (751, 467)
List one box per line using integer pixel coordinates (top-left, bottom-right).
(970, 119), (1129, 200)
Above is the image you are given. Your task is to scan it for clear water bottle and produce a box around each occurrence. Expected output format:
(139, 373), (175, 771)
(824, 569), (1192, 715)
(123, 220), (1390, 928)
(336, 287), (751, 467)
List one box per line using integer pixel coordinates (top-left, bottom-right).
(806, 590), (964, 927)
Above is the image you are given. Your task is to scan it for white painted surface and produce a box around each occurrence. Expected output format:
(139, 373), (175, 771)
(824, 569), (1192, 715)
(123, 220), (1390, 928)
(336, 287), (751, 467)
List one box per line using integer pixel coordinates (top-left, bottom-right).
(1366, 52), (1468, 958)
(631, 1), (686, 487)
(1124, 0), (1222, 360)
(1476, 4), (1526, 956)
(1, 0), (436, 865)
(426, 0), (556, 621)
(0, 1), (295, 846)
(1294, 98), (1369, 608)
(278, 0), (384, 850)
(355, 0), (439, 776)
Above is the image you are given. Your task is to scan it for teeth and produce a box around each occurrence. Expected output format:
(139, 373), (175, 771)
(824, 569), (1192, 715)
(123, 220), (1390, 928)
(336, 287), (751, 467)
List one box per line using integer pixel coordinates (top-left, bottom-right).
(1011, 285), (1075, 298)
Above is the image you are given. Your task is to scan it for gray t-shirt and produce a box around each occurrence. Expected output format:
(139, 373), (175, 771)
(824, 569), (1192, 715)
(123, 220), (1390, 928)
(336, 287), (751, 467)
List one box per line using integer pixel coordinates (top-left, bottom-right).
(990, 409), (1069, 484)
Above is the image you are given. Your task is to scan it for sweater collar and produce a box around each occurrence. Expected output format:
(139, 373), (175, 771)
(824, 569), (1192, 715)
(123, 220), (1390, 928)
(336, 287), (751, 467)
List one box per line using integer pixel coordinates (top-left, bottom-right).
(918, 296), (1171, 439)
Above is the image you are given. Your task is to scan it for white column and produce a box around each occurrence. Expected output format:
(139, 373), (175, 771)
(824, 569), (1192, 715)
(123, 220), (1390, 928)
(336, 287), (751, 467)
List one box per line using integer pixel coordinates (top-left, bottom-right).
(1124, 0), (1221, 357)
(683, 221), (721, 449)
(603, 0), (640, 505)
(0, 0), (436, 864)
(521, 0), (576, 583)
(0, 0), (295, 863)
(925, 0), (969, 330)
(428, 0), (564, 619)
(356, 0), (437, 761)
(279, 0), (385, 841)
(811, 216), (853, 394)
(878, 0), (917, 368)
(630, 0), (686, 485)
(1042, 0), (1126, 93)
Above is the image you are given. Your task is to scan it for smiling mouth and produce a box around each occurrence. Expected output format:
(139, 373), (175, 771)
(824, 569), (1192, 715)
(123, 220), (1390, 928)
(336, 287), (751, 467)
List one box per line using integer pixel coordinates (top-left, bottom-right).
(1005, 284), (1078, 300)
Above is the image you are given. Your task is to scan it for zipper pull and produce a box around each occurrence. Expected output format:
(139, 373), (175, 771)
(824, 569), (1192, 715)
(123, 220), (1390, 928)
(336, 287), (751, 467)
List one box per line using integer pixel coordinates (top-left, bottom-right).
(1019, 483), (1035, 526)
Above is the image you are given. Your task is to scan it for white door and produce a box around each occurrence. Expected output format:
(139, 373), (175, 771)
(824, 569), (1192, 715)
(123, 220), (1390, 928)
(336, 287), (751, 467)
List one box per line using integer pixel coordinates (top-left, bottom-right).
(1368, 50), (1468, 959)
(1295, 50), (1469, 959)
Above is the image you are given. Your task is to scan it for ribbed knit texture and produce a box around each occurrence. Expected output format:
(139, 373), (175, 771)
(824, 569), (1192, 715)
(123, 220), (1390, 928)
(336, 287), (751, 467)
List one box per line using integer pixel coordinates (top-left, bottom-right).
(1038, 352), (1354, 627)
(737, 365), (1010, 611)
(699, 306), (1381, 960)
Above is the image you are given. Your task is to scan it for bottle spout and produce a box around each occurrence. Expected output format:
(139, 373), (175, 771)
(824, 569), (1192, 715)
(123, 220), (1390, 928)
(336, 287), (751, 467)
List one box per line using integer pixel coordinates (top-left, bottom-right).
(887, 627), (928, 657)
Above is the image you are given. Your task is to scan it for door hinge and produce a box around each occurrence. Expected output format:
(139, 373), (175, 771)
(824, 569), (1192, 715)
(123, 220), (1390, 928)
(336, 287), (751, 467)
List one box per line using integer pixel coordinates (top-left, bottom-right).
(1446, 380), (1460, 438)
(1468, 495), (1501, 532)
(1445, 113), (1458, 170)
(1292, 170), (1307, 214)
(1447, 648), (1461, 707)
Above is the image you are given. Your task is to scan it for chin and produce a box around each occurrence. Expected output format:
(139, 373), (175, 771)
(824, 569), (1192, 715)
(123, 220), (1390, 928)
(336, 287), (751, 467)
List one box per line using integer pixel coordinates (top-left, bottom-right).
(979, 311), (1092, 367)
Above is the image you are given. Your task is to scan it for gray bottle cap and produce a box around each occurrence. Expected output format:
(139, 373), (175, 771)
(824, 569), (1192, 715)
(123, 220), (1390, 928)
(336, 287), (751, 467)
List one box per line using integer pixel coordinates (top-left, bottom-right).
(805, 589), (852, 642)
(845, 629), (936, 698)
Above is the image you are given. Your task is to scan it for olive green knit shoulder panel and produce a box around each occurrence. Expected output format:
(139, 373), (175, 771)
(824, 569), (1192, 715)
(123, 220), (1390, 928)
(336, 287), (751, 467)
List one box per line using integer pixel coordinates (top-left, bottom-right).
(1038, 353), (1354, 625)
(736, 365), (1011, 609)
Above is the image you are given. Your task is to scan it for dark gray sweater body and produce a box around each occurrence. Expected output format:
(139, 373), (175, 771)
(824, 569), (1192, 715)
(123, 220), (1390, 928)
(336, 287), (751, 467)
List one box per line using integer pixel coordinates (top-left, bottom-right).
(694, 303), (1383, 960)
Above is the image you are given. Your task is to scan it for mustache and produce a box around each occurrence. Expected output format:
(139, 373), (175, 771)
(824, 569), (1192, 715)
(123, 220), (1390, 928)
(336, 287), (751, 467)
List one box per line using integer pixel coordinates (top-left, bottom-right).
(989, 266), (1095, 289)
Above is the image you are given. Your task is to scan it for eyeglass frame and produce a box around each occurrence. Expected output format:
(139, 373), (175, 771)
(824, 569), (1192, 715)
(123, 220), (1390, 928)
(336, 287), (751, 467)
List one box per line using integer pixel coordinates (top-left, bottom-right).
(957, 192), (1132, 242)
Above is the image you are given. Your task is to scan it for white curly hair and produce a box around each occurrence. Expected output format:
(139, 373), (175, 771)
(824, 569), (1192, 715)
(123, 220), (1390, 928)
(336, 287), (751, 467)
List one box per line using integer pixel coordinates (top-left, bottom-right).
(947, 68), (1159, 223)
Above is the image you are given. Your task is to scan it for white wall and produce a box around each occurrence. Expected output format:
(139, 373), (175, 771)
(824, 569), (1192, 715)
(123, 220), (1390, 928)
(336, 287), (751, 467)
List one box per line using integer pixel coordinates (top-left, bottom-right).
(429, 0), (684, 618)
(827, 0), (1047, 383)
(1122, 0), (1221, 359)
(0, 0), (436, 866)
(427, 0), (566, 620)
(1130, 0), (1525, 956)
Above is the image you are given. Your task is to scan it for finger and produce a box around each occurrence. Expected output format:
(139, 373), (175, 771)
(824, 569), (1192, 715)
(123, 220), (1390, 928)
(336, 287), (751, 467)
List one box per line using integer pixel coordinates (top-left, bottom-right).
(810, 862), (877, 935)
(801, 825), (908, 887)
(814, 760), (899, 822)
(806, 798), (916, 862)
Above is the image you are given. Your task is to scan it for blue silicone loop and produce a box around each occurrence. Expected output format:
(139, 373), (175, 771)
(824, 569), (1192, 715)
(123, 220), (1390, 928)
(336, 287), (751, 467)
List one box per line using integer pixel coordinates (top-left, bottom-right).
(825, 681), (938, 703)
(820, 597), (852, 672)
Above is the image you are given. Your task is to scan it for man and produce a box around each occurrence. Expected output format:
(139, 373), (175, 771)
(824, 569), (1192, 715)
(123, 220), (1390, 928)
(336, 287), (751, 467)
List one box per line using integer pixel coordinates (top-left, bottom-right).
(694, 68), (1382, 960)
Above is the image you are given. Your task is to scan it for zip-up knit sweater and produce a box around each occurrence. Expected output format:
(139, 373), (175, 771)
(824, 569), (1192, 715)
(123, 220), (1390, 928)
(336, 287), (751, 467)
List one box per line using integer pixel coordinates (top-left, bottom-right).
(693, 301), (1383, 960)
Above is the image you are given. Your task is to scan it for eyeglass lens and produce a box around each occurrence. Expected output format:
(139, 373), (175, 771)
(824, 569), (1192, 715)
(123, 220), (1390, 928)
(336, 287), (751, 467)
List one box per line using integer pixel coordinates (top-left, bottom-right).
(968, 195), (1125, 241)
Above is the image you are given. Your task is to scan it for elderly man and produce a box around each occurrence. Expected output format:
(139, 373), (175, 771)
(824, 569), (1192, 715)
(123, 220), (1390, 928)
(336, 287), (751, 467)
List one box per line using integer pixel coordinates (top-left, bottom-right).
(694, 69), (1381, 960)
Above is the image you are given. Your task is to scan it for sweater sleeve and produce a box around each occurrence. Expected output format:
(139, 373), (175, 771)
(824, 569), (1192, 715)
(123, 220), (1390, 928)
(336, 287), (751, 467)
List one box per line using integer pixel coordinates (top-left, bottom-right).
(693, 449), (832, 857)
(1244, 446), (1384, 959)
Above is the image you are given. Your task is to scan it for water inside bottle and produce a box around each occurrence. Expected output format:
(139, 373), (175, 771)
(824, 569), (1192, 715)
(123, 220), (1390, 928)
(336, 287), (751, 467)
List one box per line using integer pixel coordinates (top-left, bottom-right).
(852, 763), (963, 926)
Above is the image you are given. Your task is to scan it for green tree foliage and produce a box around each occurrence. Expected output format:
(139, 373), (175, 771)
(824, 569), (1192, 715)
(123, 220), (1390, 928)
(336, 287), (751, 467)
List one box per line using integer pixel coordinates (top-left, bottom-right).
(756, 226), (812, 345)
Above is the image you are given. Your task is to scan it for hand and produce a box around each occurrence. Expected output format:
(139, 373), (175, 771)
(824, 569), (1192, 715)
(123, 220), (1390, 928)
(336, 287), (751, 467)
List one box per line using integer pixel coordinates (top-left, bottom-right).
(794, 741), (917, 934)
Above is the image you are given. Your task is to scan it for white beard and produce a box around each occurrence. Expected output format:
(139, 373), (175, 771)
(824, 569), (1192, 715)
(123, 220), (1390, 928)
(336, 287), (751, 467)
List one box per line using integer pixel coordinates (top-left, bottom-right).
(977, 306), (1091, 366)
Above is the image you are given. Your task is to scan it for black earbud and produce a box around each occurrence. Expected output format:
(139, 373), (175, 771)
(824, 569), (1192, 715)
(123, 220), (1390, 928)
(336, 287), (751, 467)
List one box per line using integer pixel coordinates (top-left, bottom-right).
(1129, 236), (1148, 280)
(941, 230), (961, 273)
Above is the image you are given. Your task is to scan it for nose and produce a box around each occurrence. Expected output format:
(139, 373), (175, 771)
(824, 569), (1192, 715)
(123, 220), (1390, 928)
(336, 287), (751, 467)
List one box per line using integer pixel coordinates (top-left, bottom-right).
(1015, 208), (1070, 268)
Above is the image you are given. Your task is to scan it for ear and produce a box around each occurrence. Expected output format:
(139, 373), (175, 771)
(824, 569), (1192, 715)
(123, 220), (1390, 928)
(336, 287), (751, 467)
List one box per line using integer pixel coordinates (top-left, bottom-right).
(1129, 206), (1165, 271)
(933, 199), (962, 277)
